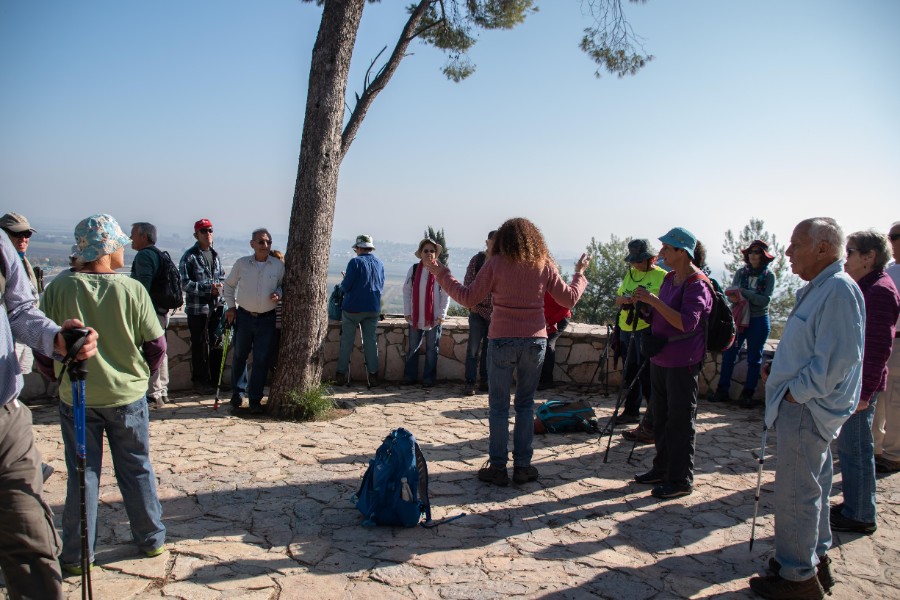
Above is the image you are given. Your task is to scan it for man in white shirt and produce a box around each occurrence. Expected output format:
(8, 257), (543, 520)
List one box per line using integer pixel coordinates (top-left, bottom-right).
(223, 228), (284, 414)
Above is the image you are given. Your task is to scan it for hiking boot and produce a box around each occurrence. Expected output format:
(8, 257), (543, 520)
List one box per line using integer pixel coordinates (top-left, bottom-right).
(143, 544), (167, 558)
(249, 404), (265, 415)
(875, 455), (900, 473)
(616, 412), (641, 425)
(651, 482), (693, 499)
(622, 424), (655, 444)
(709, 387), (731, 403)
(513, 465), (539, 484)
(740, 388), (760, 408)
(463, 382), (476, 396)
(367, 373), (379, 388)
(477, 462), (509, 486)
(230, 395), (242, 409)
(634, 470), (664, 484)
(768, 554), (834, 594)
(829, 509), (877, 534)
(749, 573), (824, 600)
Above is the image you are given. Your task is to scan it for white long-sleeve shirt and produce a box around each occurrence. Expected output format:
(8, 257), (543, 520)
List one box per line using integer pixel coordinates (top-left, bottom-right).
(224, 255), (284, 314)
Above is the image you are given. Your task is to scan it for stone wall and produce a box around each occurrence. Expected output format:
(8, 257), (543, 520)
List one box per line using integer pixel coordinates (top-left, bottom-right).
(22, 315), (774, 399)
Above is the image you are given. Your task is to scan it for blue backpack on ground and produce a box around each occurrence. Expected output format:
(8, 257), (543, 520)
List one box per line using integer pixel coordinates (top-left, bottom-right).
(353, 428), (432, 527)
(535, 399), (599, 434)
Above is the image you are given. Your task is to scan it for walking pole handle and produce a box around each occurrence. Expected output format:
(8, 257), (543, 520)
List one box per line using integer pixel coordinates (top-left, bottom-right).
(58, 327), (91, 383)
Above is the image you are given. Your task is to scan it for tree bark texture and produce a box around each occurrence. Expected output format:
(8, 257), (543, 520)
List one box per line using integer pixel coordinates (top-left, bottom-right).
(270, 0), (366, 414)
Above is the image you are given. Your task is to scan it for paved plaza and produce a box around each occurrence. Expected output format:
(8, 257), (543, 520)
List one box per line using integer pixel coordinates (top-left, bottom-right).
(10, 384), (900, 599)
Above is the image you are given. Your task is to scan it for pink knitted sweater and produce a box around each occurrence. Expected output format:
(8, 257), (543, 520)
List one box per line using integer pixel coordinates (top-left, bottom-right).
(434, 256), (587, 339)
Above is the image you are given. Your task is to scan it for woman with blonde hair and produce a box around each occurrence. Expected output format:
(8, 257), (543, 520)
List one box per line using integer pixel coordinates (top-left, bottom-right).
(424, 218), (590, 486)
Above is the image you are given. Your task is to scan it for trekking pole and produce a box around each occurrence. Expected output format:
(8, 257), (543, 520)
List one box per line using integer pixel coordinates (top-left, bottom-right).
(749, 425), (768, 551)
(358, 323), (370, 388)
(213, 325), (232, 411)
(602, 357), (648, 463)
(59, 328), (93, 600)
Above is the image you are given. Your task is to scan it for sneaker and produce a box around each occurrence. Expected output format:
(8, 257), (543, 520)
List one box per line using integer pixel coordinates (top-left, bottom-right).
(230, 395), (242, 409)
(61, 561), (94, 576)
(616, 412), (641, 425)
(634, 470), (664, 484)
(513, 465), (539, 484)
(367, 373), (379, 388)
(144, 544), (167, 558)
(829, 509), (876, 534)
(768, 554), (834, 594)
(749, 573), (824, 600)
(463, 382), (475, 396)
(651, 482), (693, 499)
(622, 424), (655, 444)
(875, 455), (900, 473)
(477, 461), (509, 486)
(708, 387), (731, 403)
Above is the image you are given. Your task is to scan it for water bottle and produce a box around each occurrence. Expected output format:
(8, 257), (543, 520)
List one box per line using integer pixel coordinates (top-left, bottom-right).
(400, 477), (412, 502)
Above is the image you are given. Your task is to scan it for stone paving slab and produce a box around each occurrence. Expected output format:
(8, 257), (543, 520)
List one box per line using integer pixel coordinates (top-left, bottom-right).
(4, 384), (899, 599)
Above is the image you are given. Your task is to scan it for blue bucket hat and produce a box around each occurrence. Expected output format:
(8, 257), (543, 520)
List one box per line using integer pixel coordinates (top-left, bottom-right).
(73, 214), (130, 262)
(658, 227), (698, 258)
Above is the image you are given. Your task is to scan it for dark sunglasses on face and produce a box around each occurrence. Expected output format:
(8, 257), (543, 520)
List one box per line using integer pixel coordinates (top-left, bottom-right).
(5, 229), (32, 239)
(199, 228), (213, 234)
(256, 239), (272, 245)
(890, 233), (900, 242)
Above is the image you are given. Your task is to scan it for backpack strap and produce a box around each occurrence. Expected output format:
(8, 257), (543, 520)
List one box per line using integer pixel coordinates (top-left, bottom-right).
(665, 271), (712, 345)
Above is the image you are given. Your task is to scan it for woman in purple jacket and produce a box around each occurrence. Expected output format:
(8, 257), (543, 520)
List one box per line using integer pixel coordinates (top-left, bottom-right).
(632, 227), (712, 499)
(832, 230), (900, 533)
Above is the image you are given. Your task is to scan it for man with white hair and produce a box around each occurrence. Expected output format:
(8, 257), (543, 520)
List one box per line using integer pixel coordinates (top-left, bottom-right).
(749, 218), (865, 599)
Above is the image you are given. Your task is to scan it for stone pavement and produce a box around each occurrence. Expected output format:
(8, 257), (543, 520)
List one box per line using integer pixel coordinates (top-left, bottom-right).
(9, 385), (900, 599)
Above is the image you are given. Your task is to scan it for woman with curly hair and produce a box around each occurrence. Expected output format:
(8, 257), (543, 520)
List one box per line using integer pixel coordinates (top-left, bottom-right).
(424, 218), (590, 486)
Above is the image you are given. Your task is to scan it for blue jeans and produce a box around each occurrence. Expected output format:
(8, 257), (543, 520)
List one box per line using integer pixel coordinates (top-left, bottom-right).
(336, 311), (380, 375)
(487, 338), (546, 468)
(718, 314), (770, 392)
(836, 396), (877, 523)
(773, 401), (832, 582)
(58, 399), (165, 565)
(231, 308), (277, 404)
(465, 313), (490, 384)
(404, 325), (442, 384)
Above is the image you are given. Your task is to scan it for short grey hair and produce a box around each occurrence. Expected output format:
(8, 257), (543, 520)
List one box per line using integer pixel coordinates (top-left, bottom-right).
(131, 222), (157, 245)
(802, 217), (844, 260)
(847, 229), (892, 271)
(252, 228), (271, 241)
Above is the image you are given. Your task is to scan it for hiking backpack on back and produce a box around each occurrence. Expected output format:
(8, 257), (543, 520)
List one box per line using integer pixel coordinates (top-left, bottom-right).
(696, 274), (736, 353)
(148, 247), (184, 311)
(327, 284), (344, 321)
(353, 428), (432, 527)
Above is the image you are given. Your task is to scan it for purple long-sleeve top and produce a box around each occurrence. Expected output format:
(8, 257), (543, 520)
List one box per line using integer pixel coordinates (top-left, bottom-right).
(858, 269), (900, 403)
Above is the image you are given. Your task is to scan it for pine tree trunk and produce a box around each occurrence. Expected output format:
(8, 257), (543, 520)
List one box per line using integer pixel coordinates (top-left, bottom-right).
(269, 0), (365, 416)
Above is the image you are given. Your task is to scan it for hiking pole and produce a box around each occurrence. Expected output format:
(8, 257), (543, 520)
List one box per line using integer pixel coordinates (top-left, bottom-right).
(599, 330), (637, 439)
(602, 357), (648, 463)
(749, 425), (768, 552)
(358, 323), (370, 388)
(59, 328), (93, 600)
(213, 325), (232, 410)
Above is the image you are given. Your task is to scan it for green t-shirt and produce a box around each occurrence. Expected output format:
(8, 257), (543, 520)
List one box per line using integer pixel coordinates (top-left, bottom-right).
(40, 270), (164, 407)
(616, 265), (668, 332)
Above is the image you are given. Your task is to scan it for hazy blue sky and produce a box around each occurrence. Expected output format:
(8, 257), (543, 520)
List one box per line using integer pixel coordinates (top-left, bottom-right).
(2, 1), (898, 270)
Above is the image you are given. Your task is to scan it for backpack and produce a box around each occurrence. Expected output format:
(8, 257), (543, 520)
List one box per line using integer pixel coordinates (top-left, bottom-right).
(147, 246), (184, 311)
(327, 284), (344, 321)
(687, 272), (736, 353)
(353, 428), (432, 527)
(535, 400), (599, 434)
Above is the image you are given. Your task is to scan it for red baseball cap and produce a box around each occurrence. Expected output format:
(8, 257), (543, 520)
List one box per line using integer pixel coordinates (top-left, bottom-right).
(194, 218), (213, 232)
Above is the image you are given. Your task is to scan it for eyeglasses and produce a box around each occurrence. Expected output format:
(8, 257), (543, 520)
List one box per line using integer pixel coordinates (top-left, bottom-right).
(890, 233), (900, 242)
(199, 228), (213, 234)
(256, 239), (272, 246)
(4, 229), (32, 239)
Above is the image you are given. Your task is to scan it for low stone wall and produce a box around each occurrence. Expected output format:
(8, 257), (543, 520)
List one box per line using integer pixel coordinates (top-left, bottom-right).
(22, 315), (774, 400)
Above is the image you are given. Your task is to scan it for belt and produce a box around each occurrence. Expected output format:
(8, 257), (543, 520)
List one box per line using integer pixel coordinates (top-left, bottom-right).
(238, 307), (275, 318)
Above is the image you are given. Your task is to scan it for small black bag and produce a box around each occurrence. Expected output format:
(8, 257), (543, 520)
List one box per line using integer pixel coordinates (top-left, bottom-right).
(640, 330), (667, 358)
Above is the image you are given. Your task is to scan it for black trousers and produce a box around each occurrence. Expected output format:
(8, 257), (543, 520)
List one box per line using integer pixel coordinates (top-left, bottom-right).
(187, 313), (223, 385)
(649, 361), (700, 487)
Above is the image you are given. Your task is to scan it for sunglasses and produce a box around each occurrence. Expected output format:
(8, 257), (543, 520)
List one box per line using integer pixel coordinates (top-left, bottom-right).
(5, 229), (32, 239)
(198, 228), (213, 234)
(256, 239), (272, 246)
(890, 233), (900, 242)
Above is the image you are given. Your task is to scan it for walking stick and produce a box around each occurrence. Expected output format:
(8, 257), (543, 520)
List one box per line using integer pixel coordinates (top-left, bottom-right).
(749, 425), (768, 551)
(213, 325), (232, 411)
(602, 356), (648, 463)
(59, 328), (93, 600)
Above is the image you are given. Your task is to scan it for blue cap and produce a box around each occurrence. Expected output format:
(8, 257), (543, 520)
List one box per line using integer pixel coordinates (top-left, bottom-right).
(658, 227), (698, 258)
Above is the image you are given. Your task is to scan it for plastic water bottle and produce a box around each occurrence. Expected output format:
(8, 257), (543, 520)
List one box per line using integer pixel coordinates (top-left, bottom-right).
(400, 477), (412, 502)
